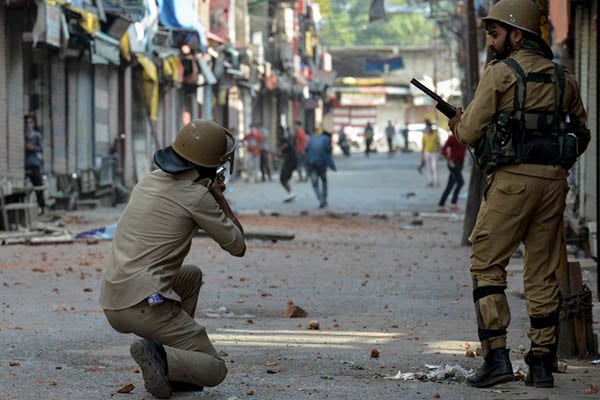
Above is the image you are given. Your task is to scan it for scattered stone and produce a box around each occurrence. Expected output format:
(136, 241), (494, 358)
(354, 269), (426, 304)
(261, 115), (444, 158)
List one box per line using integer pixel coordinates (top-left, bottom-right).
(285, 300), (308, 318)
(116, 383), (135, 393)
(307, 320), (320, 330)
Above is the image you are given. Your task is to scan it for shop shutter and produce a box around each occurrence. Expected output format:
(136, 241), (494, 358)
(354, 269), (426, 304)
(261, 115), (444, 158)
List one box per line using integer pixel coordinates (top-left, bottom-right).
(582, 2), (597, 221)
(67, 62), (94, 172)
(50, 55), (68, 175)
(4, 12), (25, 184)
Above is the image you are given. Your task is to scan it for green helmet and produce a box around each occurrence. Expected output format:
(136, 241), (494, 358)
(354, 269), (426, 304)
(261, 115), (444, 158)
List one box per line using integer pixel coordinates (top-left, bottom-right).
(154, 119), (236, 174)
(482, 0), (542, 35)
(482, 0), (553, 59)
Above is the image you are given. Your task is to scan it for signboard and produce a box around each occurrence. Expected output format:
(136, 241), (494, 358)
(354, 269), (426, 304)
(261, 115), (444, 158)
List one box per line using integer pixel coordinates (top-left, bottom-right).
(340, 92), (386, 106)
(45, 3), (62, 47)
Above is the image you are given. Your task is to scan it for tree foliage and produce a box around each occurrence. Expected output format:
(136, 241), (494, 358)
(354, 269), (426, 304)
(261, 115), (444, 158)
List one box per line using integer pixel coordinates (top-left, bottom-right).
(319, 0), (435, 47)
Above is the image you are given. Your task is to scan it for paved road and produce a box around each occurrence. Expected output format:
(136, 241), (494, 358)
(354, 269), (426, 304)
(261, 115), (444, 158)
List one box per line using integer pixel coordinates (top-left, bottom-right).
(225, 150), (472, 216)
(2, 148), (600, 400)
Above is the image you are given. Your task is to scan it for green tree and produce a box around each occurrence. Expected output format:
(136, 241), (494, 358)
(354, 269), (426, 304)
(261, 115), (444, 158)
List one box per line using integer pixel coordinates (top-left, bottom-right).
(319, 0), (435, 47)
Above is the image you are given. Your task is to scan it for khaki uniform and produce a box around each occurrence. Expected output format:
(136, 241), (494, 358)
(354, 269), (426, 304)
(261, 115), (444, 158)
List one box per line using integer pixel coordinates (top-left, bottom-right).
(455, 46), (590, 354)
(100, 169), (245, 387)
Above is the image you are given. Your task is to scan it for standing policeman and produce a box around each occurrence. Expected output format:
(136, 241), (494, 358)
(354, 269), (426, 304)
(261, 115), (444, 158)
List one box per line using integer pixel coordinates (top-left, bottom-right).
(449, 0), (590, 389)
(100, 120), (246, 398)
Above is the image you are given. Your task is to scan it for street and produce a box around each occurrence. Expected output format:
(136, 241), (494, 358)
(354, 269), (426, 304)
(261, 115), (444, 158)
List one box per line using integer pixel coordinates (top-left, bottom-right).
(225, 149), (471, 215)
(1, 150), (599, 400)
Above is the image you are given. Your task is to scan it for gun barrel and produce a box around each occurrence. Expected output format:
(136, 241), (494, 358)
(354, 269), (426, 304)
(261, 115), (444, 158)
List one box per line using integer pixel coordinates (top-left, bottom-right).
(410, 79), (443, 103)
(216, 165), (226, 181)
(410, 78), (457, 119)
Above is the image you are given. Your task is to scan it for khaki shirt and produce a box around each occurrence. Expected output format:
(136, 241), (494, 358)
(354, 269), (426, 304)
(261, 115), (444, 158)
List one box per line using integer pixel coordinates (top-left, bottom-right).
(100, 169), (245, 310)
(455, 46), (590, 179)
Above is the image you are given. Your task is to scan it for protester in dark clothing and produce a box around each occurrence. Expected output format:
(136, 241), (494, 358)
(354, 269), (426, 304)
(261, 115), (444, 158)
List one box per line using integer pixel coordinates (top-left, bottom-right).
(401, 125), (409, 152)
(437, 135), (466, 212)
(385, 121), (396, 157)
(363, 122), (374, 157)
(259, 148), (271, 182)
(337, 126), (350, 156)
(305, 120), (336, 208)
(276, 126), (297, 202)
(24, 115), (45, 215)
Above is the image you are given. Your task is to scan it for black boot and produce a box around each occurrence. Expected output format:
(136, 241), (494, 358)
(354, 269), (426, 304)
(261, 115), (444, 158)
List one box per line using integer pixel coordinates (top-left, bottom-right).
(170, 381), (204, 392)
(467, 348), (514, 388)
(130, 339), (172, 399)
(524, 351), (554, 388)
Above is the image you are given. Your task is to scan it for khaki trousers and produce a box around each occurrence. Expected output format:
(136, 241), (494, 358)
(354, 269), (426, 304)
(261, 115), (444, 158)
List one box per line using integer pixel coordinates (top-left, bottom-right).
(469, 169), (567, 352)
(104, 265), (227, 387)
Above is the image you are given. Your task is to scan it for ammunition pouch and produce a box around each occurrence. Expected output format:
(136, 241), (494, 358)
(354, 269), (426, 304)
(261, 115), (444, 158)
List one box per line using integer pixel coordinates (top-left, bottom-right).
(473, 58), (580, 174)
(475, 112), (580, 174)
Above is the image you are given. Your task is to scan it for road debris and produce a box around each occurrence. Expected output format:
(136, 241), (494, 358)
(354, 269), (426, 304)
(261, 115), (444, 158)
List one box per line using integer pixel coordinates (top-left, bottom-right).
(116, 383), (135, 394)
(584, 383), (598, 394)
(307, 320), (320, 330)
(285, 300), (308, 318)
(201, 306), (254, 319)
(385, 364), (473, 384)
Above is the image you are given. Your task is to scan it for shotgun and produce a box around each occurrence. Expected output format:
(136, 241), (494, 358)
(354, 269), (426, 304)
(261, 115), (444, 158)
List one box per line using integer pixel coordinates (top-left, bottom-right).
(410, 78), (457, 119)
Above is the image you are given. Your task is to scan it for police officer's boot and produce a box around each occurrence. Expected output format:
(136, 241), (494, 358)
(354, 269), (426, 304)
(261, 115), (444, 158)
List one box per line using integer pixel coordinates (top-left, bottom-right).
(467, 348), (514, 388)
(524, 350), (554, 388)
(130, 339), (172, 399)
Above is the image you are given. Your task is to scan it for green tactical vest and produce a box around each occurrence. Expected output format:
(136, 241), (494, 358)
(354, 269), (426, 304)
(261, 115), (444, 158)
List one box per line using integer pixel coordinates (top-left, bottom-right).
(474, 58), (580, 174)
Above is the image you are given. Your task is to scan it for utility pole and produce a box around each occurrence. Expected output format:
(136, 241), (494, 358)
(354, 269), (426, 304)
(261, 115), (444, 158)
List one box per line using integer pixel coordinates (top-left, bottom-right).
(460, 0), (485, 246)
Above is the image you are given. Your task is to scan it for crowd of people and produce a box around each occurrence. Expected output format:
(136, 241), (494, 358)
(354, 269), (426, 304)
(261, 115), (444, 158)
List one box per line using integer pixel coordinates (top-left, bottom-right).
(236, 116), (468, 214)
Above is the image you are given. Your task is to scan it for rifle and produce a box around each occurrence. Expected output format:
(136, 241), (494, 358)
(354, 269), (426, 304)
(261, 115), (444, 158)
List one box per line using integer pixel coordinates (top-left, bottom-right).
(410, 78), (457, 119)
(216, 165), (227, 182)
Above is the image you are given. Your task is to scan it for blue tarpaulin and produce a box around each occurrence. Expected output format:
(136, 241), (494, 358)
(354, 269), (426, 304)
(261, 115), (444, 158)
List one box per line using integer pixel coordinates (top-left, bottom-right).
(75, 223), (117, 240)
(364, 56), (404, 73)
(158, 0), (207, 52)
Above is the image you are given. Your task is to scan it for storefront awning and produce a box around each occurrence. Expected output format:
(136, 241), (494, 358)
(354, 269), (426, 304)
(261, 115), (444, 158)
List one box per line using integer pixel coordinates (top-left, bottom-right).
(136, 54), (159, 121)
(91, 32), (121, 65)
(32, 1), (69, 48)
(157, 0), (207, 52)
(66, 5), (100, 35)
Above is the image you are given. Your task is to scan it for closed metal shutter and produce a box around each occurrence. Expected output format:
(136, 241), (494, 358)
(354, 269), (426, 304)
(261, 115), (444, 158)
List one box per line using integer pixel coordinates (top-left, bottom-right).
(0, 6), (8, 180)
(50, 55), (68, 175)
(582, 1), (597, 221)
(157, 86), (180, 147)
(4, 11), (25, 184)
(65, 61), (95, 173)
(94, 65), (119, 159)
(575, 5), (597, 221)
